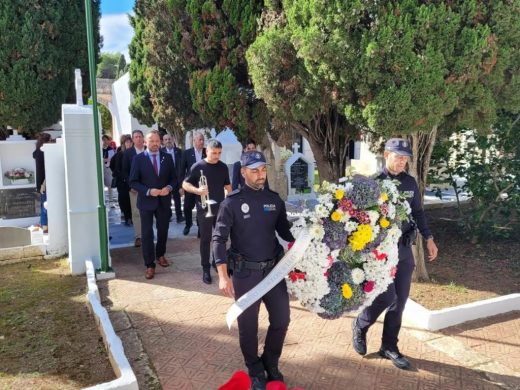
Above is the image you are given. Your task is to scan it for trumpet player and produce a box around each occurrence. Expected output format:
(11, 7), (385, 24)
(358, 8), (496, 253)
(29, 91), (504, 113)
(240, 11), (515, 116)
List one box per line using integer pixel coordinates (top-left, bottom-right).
(183, 139), (232, 284)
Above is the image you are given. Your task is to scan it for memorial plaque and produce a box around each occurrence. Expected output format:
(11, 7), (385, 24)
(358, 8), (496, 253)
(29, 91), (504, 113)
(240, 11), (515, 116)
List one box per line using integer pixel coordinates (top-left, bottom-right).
(0, 188), (39, 219)
(290, 158), (309, 190)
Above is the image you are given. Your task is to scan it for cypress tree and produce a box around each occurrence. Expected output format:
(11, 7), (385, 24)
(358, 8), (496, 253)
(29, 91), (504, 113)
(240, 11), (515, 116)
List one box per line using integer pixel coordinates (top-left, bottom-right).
(0, 0), (101, 136)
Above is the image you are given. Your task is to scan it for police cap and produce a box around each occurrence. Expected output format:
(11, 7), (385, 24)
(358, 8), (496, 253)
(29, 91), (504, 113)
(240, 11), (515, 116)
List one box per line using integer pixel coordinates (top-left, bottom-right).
(241, 150), (267, 169)
(385, 138), (412, 157)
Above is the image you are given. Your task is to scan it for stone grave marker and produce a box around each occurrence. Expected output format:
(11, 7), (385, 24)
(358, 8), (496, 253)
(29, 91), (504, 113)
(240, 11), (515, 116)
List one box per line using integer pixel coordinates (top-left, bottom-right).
(0, 226), (31, 248)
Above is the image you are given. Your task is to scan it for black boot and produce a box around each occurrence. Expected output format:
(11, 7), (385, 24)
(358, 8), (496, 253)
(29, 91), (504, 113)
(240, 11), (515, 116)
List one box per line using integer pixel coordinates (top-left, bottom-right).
(250, 373), (267, 390)
(379, 345), (411, 369)
(351, 319), (367, 356)
(261, 355), (284, 382)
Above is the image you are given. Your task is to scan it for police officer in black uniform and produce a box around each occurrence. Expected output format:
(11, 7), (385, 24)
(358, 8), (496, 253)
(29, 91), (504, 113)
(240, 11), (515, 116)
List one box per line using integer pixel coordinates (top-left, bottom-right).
(351, 138), (438, 369)
(212, 151), (295, 390)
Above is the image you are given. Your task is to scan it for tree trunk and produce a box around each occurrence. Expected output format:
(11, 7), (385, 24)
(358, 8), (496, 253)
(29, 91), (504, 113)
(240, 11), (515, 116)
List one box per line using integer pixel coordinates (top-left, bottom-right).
(290, 110), (352, 183)
(408, 127), (438, 282)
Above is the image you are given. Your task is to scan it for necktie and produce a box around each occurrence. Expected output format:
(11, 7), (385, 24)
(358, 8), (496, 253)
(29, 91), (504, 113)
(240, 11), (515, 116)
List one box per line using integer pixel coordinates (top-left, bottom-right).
(152, 154), (158, 175)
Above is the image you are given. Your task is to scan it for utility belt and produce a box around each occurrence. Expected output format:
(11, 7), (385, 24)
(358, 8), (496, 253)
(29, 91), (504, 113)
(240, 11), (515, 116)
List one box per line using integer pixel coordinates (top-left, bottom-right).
(399, 221), (417, 248)
(228, 247), (284, 272)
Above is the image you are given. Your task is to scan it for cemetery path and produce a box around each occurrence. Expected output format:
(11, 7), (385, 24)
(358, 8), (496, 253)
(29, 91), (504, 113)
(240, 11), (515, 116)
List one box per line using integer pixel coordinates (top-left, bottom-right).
(99, 219), (520, 390)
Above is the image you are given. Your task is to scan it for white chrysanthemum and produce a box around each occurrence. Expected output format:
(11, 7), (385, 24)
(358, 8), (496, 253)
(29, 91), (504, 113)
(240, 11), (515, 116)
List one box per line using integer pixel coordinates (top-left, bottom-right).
(344, 220), (359, 234)
(351, 268), (365, 284)
(318, 192), (333, 205)
(367, 210), (380, 226)
(343, 182), (353, 192)
(309, 223), (325, 240)
(314, 204), (329, 218)
(386, 203), (396, 219)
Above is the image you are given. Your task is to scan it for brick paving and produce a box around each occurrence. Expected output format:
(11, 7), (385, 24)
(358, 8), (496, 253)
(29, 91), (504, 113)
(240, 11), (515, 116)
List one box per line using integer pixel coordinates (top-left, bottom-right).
(99, 221), (520, 390)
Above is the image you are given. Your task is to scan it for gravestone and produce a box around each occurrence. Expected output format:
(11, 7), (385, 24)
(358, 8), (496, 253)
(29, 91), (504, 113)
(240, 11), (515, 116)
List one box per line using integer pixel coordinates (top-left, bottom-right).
(0, 226), (31, 248)
(0, 188), (39, 220)
(284, 142), (315, 201)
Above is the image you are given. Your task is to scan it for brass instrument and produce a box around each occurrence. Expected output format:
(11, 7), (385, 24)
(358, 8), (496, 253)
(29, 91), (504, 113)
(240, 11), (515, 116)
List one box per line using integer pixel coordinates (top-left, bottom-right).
(199, 170), (216, 218)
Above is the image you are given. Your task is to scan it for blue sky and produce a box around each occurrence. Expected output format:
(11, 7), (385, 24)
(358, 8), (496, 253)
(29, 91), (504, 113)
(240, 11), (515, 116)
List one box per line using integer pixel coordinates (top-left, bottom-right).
(100, 0), (135, 60)
(101, 0), (134, 15)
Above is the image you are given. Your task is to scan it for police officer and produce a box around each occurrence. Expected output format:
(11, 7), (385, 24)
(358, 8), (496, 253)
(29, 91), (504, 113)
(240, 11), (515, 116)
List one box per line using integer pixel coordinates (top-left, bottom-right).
(212, 151), (295, 390)
(351, 138), (438, 369)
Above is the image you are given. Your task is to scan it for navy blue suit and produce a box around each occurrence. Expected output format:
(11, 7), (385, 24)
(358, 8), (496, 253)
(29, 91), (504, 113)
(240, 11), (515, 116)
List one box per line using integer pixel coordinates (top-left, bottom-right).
(129, 151), (177, 268)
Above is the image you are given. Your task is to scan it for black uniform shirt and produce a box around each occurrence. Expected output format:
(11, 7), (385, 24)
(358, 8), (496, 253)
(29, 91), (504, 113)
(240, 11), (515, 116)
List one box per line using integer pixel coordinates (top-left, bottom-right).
(212, 185), (295, 265)
(379, 167), (432, 238)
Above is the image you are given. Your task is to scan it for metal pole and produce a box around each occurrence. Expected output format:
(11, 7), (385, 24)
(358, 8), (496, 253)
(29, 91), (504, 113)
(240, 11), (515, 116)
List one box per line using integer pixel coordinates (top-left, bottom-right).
(85, 0), (110, 273)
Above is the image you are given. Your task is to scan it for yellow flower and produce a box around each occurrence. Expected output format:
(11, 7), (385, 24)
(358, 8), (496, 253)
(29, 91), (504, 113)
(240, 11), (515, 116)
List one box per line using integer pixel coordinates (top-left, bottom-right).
(379, 218), (390, 228)
(342, 283), (353, 299)
(335, 188), (345, 200)
(331, 210), (342, 222)
(380, 192), (389, 202)
(348, 224), (373, 251)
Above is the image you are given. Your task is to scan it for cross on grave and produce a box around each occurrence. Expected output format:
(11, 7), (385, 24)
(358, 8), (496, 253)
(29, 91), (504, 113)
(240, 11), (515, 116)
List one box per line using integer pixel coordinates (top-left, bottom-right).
(292, 142), (300, 155)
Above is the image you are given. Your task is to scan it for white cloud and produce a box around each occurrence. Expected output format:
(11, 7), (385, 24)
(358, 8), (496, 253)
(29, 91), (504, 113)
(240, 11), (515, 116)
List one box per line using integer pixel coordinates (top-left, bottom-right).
(100, 13), (134, 61)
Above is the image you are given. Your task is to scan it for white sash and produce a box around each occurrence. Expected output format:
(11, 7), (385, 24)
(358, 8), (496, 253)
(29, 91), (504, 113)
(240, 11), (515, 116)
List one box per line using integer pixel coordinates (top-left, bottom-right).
(226, 229), (311, 329)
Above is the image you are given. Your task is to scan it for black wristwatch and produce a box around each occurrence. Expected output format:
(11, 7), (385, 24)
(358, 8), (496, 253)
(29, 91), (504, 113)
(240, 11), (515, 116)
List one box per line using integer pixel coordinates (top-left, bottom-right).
(425, 235), (434, 240)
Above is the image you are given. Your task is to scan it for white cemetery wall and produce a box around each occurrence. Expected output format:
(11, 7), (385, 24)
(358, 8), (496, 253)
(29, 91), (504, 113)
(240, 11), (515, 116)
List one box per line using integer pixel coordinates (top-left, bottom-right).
(42, 139), (68, 255)
(62, 104), (103, 274)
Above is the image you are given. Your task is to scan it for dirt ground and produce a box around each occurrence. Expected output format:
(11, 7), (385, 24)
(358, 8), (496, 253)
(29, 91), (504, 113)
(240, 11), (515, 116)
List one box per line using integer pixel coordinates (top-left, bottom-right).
(410, 206), (520, 310)
(0, 258), (115, 390)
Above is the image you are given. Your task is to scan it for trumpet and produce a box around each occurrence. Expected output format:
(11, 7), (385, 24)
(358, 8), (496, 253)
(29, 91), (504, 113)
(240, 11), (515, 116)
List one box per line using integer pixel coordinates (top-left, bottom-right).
(199, 170), (216, 218)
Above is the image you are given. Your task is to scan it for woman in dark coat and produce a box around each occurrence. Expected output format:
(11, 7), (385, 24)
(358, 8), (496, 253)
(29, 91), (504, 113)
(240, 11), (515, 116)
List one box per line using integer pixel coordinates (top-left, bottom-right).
(110, 134), (133, 225)
(32, 132), (51, 232)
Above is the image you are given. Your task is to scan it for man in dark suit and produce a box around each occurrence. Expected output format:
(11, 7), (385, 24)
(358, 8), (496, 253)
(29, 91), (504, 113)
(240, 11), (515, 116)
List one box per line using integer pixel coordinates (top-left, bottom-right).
(122, 130), (146, 247)
(129, 130), (178, 280)
(180, 131), (206, 235)
(232, 139), (258, 190)
(161, 133), (185, 223)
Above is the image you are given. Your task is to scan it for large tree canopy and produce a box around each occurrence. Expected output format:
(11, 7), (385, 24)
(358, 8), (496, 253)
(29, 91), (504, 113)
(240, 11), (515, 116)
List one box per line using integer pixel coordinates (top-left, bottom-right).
(248, 0), (520, 279)
(128, 0), (204, 142)
(129, 0), (270, 142)
(0, 0), (101, 135)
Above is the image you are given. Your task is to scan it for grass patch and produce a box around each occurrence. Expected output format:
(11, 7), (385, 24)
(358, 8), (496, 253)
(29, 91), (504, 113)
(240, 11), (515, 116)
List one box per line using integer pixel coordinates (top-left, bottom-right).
(0, 258), (115, 389)
(446, 281), (468, 294)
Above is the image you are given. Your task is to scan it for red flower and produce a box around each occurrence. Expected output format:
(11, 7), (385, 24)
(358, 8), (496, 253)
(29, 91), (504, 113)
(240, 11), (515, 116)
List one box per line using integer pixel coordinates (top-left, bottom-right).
(390, 266), (397, 278)
(287, 241), (295, 250)
(289, 271), (306, 282)
(373, 249), (387, 261)
(363, 280), (375, 293)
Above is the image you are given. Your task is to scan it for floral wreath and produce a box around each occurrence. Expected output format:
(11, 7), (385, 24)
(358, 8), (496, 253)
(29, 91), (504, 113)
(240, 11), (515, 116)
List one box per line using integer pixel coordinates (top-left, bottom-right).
(287, 174), (411, 319)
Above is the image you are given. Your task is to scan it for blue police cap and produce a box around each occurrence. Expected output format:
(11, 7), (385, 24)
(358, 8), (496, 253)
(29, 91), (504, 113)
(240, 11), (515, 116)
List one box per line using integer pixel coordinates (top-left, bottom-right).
(385, 138), (412, 157)
(241, 150), (267, 169)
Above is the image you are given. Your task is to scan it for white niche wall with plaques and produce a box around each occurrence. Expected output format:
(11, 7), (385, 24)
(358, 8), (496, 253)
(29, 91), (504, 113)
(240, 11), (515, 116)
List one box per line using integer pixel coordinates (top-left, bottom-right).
(0, 131), (39, 226)
(0, 132), (36, 189)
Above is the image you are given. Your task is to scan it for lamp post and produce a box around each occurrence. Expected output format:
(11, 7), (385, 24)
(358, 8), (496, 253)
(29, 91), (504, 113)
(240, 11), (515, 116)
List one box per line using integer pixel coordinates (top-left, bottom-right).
(84, 0), (110, 273)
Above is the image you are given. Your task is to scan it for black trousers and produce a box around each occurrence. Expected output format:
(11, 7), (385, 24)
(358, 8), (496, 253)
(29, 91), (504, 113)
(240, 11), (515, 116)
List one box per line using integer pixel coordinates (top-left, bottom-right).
(139, 206), (170, 268)
(356, 245), (415, 347)
(183, 193), (196, 227)
(117, 182), (132, 222)
(233, 268), (290, 376)
(171, 190), (183, 219)
(196, 203), (218, 270)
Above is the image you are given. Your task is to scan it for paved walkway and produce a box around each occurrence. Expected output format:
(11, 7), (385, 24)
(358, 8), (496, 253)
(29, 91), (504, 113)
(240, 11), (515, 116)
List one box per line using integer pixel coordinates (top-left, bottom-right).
(99, 217), (520, 390)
